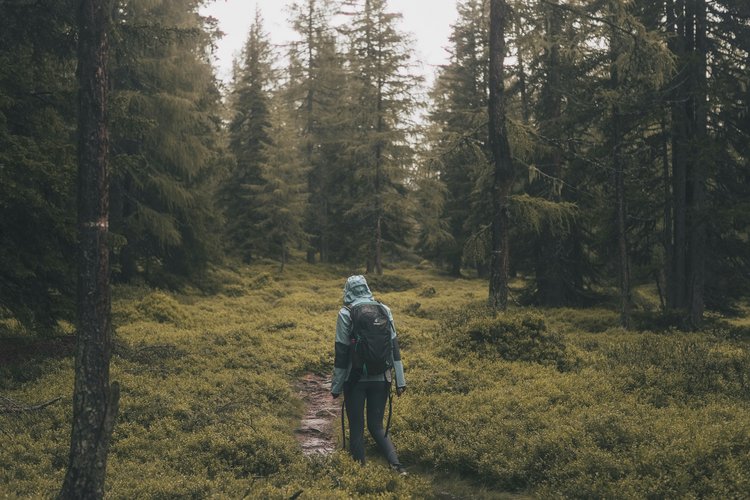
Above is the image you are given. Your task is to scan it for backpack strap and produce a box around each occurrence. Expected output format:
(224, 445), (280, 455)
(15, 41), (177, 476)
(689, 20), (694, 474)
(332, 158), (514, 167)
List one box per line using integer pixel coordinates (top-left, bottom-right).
(344, 304), (354, 341)
(375, 301), (394, 330)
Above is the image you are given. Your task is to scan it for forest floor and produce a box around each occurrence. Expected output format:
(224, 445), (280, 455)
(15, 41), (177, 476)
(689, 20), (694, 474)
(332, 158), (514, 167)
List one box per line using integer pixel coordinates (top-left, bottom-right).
(1, 259), (749, 498)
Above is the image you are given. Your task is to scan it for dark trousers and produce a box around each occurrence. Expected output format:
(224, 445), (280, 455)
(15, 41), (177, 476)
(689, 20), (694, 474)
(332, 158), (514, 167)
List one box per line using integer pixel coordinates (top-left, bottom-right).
(344, 380), (400, 466)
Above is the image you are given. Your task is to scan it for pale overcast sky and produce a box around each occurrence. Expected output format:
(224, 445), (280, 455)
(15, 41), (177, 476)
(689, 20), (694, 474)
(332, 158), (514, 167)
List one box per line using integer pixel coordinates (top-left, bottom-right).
(200, 0), (460, 86)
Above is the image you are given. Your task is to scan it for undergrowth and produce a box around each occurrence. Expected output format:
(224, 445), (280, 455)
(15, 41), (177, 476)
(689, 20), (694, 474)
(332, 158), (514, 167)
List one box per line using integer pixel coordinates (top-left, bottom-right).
(0, 260), (749, 498)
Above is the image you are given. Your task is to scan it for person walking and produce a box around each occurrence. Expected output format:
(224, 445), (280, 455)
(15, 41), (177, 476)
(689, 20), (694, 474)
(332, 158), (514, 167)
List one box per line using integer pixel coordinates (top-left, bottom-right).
(331, 275), (407, 474)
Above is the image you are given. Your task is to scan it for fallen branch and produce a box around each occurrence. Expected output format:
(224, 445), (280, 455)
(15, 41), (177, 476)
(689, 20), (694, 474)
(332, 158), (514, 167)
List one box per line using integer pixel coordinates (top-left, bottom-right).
(0, 395), (63, 414)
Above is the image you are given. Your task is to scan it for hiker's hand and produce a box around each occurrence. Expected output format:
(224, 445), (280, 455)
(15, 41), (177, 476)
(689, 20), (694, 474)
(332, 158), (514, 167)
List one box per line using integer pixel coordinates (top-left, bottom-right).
(331, 392), (339, 399)
(396, 386), (406, 397)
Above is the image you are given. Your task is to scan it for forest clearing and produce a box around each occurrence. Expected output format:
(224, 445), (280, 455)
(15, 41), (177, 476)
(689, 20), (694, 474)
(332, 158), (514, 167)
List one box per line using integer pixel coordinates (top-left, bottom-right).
(2, 261), (749, 498)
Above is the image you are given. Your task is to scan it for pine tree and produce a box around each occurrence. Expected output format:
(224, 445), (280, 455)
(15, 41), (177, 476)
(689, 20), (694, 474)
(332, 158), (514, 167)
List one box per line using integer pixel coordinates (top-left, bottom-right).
(251, 94), (309, 271)
(0, 0), (78, 333)
(109, 0), (225, 285)
(339, 0), (421, 274)
(703, 1), (750, 310)
(287, 0), (347, 263)
(221, 10), (274, 263)
(420, 0), (490, 276)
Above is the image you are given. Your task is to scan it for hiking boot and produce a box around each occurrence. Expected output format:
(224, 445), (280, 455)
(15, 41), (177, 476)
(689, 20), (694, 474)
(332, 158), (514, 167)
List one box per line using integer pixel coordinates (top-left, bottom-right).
(390, 463), (408, 476)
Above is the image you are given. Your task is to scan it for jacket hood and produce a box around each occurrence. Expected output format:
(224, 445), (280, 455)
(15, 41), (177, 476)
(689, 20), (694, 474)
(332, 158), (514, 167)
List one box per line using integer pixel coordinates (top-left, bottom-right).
(343, 275), (373, 305)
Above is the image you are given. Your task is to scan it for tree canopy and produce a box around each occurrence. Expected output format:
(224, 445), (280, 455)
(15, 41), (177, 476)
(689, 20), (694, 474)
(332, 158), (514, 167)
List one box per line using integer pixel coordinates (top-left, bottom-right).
(1, 0), (748, 333)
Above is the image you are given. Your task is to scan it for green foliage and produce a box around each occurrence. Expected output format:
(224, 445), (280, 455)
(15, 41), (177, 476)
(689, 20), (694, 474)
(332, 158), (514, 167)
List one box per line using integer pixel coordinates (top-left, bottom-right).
(443, 309), (574, 371)
(0, 0), (77, 334)
(334, 0), (420, 270)
(542, 307), (621, 333)
(133, 291), (192, 327)
(600, 333), (750, 403)
(221, 11), (274, 263)
(2, 263), (750, 498)
(509, 194), (578, 237)
(110, 0), (225, 286)
(365, 274), (417, 293)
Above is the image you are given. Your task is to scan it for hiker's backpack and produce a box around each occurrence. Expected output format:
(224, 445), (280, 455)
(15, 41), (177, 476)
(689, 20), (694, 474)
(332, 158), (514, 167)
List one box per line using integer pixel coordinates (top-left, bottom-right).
(348, 302), (393, 377)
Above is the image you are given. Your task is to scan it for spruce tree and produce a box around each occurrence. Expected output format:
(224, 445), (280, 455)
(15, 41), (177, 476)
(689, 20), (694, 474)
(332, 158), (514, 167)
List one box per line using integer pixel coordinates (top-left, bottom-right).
(287, 0), (347, 263)
(420, 0), (490, 276)
(703, 1), (750, 310)
(339, 0), (420, 274)
(221, 10), (274, 263)
(0, 0), (78, 333)
(251, 94), (309, 271)
(109, 0), (224, 285)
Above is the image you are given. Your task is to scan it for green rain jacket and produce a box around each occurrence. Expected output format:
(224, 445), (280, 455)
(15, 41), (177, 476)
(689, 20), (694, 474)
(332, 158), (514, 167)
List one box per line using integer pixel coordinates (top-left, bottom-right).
(331, 275), (406, 396)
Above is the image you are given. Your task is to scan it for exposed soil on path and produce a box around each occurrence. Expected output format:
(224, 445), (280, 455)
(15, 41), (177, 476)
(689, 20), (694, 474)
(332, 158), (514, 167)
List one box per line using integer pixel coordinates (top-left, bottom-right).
(294, 373), (341, 456)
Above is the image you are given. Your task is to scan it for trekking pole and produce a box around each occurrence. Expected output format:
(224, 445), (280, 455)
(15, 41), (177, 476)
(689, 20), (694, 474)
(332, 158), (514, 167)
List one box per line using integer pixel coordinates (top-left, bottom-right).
(384, 382), (393, 438)
(341, 397), (347, 450)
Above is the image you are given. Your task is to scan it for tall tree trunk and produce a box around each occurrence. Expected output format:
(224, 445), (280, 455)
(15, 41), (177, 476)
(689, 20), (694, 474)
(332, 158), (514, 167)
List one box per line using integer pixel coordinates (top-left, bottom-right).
(320, 198), (329, 263)
(514, 20), (530, 124)
(375, 216), (383, 275)
(668, 0), (688, 311)
(374, 75), (384, 276)
(661, 117), (672, 311)
(610, 16), (631, 329)
(305, 1), (317, 265)
(533, 0), (566, 306)
(59, 0), (119, 498)
(488, 0), (514, 310)
(687, 0), (707, 327)
(665, 0), (707, 327)
(613, 106), (631, 328)
(448, 251), (462, 277)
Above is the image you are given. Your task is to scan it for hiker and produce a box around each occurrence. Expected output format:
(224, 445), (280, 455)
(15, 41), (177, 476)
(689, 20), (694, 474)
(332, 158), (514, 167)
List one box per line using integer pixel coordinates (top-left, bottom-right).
(331, 275), (407, 474)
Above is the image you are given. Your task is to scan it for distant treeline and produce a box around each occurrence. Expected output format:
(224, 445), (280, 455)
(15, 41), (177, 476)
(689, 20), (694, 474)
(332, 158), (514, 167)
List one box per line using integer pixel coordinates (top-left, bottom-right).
(1, 0), (748, 333)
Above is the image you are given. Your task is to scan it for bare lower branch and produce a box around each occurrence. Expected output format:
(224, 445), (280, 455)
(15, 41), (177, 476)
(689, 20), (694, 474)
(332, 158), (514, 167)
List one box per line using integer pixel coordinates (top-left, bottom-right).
(0, 395), (63, 414)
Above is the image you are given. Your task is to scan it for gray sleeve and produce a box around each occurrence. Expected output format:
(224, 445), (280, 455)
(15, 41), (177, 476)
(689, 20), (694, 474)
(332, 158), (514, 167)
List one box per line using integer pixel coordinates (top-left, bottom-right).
(331, 307), (352, 395)
(383, 305), (406, 388)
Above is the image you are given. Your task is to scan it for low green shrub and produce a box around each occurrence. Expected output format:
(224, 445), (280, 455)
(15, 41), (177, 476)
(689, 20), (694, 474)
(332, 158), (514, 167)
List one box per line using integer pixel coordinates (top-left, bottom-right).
(134, 291), (191, 326)
(543, 307), (620, 333)
(402, 301), (433, 319)
(398, 379), (750, 498)
(365, 274), (417, 293)
(248, 272), (274, 290)
(709, 321), (750, 340)
(443, 310), (573, 371)
(602, 334), (750, 402)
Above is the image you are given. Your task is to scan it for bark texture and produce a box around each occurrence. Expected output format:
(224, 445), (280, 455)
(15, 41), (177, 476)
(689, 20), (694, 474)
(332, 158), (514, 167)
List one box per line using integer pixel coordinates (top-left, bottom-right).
(488, 0), (514, 309)
(59, 0), (120, 498)
(665, 0), (707, 328)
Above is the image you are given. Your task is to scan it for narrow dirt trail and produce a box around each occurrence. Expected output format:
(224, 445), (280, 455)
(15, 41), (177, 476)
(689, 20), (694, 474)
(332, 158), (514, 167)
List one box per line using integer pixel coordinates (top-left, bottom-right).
(294, 373), (341, 456)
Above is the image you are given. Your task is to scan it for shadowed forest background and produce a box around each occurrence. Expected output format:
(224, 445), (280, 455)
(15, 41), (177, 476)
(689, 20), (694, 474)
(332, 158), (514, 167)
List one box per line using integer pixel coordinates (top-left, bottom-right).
(1, 0), (749, 498)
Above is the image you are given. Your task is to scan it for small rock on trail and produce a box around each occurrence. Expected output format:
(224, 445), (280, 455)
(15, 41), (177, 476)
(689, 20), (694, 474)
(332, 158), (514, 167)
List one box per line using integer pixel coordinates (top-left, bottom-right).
(295, 373), (341, 456)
